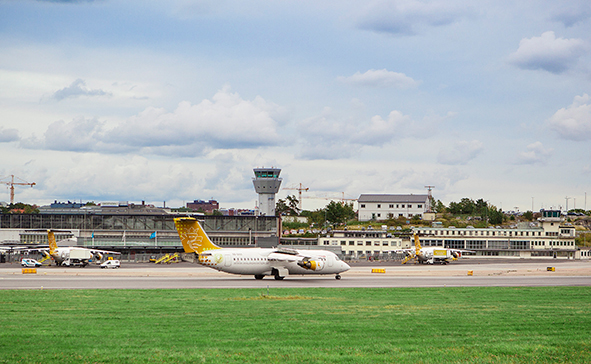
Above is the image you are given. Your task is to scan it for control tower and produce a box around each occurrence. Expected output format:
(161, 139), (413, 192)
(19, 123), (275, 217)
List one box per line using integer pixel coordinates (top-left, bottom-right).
(252, 168), (282, 216)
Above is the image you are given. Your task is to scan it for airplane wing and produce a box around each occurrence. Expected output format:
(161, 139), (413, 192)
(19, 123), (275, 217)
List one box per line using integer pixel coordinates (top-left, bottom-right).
(88, 249), (121, 255)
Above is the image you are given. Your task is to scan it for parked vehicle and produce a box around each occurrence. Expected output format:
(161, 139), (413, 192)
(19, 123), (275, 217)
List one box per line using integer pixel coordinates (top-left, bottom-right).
(21, 258), (42, 267)
(100, 260), (120, 269)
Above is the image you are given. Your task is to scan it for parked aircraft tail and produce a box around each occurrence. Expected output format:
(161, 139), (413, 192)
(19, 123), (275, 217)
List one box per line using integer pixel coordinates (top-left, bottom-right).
(174, 217), (220, 254)
(413, 233), (422, 250)
(47, 230), (57, 255)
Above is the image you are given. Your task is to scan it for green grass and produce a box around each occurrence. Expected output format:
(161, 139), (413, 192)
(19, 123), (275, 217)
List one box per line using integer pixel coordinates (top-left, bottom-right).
(1, 287), (590, 363)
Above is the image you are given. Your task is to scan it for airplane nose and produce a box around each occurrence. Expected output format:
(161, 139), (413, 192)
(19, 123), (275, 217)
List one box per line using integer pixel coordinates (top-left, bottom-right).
(342, 261), (351, 272)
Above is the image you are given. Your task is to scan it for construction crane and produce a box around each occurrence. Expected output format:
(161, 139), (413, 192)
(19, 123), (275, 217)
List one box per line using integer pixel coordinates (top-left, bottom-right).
(0, 175), (36, 204)
(282, 183), (309, 211)
(305, 192), (357, 203)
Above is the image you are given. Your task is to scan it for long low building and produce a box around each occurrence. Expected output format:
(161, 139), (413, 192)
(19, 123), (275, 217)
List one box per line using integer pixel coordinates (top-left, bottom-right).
(413, 210), (579, 259)
(318, 229), (410, 259)
(0, 211), (280, 263)
(318, 210), (585, 260)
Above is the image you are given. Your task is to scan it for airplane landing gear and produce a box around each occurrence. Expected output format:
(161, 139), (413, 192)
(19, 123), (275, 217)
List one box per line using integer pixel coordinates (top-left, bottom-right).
(254, 274), (264, 280)
(335, 274), (341, 280)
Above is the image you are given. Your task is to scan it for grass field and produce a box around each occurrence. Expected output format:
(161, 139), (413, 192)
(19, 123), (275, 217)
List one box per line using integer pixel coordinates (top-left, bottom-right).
(1, 287), (590, 363)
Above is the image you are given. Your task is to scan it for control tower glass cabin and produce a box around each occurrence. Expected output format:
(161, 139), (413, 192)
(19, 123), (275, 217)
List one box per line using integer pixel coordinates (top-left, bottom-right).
(252, 168), (282, 216)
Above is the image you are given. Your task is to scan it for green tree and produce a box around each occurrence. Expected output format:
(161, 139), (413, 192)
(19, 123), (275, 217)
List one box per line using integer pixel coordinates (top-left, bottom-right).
(275, 195), (300, 216)
(434, 199), (446, 213)
(523, 211), (534, 221)
(458, 198), (475, 214)
(286, 195), (300, 215)
(325, 201), (355, 227)
(448, 201), (461, 214)
(488, 205), (504, 225)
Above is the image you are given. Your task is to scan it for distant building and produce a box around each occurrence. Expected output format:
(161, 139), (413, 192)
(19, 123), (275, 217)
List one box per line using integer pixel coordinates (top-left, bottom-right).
(358, 194), (429, 221)
(186, 200), (219, 213)
(318, 229), (409, 259)
(413, 209), (578, 259)
(50, 200), (84, 209)
(220, 208), (255, 216)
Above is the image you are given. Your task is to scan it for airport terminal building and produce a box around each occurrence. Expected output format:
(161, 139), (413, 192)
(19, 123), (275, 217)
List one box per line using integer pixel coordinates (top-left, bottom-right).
(0, 203), (279, 262)
(318, 210), (582, 260)
(414, 210), (579, 259)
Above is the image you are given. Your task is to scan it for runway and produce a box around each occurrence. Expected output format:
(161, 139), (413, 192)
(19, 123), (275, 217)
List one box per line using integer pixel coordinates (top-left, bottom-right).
(1, 259), (590, 289)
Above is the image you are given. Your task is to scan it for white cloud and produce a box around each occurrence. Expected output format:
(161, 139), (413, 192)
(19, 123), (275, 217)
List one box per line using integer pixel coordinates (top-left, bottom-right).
(508, 31), (588, 74)
(550, 2), (591, 27)
(20, 87), (284, 155)
(337, 69), (419, 88)
(296, 108), (413, 160)
(548, 94), (591, 141)
(516, 141), (553, 165)
(357, 0), (473, 35)
(0, 128), (19, 143)
(437, 140), (483, 165)
(52, 79), (110, 101)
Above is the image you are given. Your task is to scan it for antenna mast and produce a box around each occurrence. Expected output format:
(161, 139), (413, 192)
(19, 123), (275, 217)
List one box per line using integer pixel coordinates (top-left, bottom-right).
(424, 185), (435, 212)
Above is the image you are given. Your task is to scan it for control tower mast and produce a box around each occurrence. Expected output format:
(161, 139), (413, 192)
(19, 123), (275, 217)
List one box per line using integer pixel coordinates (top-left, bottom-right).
(252, 168), (282, 216)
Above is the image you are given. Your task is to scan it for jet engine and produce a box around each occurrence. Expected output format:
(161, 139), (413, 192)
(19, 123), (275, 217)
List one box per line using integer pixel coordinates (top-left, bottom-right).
(297, 257), (318, 271)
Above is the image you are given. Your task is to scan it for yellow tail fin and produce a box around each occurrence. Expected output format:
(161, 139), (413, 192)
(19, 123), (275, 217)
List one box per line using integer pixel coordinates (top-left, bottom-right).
(413, 234), (422, 250)
(47, 230), (57, 255)
(174, 218), (220, 254)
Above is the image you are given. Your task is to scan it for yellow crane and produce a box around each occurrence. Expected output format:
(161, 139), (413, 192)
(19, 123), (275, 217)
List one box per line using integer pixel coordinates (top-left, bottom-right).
(0, 175), (35, 204)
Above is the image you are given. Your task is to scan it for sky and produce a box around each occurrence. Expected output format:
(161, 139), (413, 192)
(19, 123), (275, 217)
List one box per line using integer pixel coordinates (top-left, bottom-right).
(0, 0), (590, 212)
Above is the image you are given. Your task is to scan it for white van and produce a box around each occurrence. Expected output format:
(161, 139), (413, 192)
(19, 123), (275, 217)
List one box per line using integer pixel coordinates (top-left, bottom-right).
(100, 260), (121, 269)
(21, 258), (42, 267)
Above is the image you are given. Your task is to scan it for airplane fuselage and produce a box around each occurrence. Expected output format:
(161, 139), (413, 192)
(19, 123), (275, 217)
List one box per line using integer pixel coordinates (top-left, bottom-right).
(196, 247), (350, 278)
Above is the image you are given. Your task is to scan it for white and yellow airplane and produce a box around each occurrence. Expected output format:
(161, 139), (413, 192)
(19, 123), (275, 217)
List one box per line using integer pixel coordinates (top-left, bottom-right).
(398, 234), (474, 265)
(174, 217), (350, 280)
(38, 230), (120, 267)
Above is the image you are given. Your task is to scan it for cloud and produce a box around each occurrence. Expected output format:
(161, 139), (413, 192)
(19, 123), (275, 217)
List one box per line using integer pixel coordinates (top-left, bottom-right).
(548, 94), (591, 141)
(437, 140), (483, 165)
(550, 2), (591, 27)
(295, 106), (455, 160)
(52, 79), (110, 101)
(357, 0), (472, 35)
(516, 142), (553, 165)
(337, 69), (419, 88)
(296, 108), (413, 160)
(23, 87), (283, 155)
(508, 31), (588, 74)
(0, 128), (19, 143)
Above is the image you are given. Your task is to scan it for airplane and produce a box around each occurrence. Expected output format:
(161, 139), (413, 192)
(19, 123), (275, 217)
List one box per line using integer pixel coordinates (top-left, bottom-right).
(174, 217), (350, 280)
(31, 230), (120, 267)
(398, 234), (474, 265)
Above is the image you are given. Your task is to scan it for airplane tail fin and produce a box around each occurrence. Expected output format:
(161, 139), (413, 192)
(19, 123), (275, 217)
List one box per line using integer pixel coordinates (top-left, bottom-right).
(413, 234), (422, 250)
(174, 217), (220, 254)
(47, 230), (57, 255)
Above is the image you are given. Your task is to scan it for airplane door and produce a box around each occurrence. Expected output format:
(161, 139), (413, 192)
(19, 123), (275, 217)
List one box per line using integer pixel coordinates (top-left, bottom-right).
(224, 254), (232, 267)
(327, 255), (333, 267)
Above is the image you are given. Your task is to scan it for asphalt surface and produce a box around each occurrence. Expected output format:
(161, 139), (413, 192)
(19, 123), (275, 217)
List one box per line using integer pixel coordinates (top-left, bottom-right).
(1, 259), (590, 289)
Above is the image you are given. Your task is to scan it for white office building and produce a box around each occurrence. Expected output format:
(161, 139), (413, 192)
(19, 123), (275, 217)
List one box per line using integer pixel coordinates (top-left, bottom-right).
(358, 194), (429, 221)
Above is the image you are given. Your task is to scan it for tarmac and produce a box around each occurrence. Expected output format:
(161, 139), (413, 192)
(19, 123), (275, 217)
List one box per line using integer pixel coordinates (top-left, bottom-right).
(1, 259), (590, 289)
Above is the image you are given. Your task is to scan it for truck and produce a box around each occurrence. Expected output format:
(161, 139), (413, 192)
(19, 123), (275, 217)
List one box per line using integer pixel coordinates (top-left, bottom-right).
(62, 249), (93, 267)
